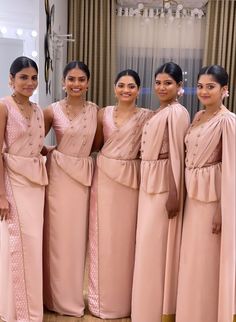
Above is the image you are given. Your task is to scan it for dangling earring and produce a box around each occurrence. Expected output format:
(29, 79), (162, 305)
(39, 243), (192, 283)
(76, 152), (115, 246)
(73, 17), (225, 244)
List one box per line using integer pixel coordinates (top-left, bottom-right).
(62, 86), (66, 92)
(83, 91), (87, 101)
(177, 88), (184, 98)
(222, 90), (229, 99)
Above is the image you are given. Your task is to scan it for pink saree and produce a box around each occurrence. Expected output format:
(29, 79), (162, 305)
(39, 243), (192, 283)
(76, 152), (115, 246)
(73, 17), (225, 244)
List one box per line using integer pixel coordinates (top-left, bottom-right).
(176, 110), (236, 322)
(0, 96), (48, 322)
(88, 106), (152, 319)
(131, 103), (190, 322)
(43, 101), (97, 317)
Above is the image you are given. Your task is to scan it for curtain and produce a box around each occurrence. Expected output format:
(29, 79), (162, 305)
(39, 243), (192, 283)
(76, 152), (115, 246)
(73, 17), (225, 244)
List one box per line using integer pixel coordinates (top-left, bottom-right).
(67, 0), (116, 107)
(203, 0), (236, 113)
(116, 7), (206, 118)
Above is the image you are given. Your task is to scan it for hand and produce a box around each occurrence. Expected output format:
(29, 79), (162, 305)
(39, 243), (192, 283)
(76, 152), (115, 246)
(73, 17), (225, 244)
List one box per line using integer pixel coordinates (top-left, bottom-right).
(165, 192), (179, 219)
(212, 209), (221, 234)
(0, 195), (9, 221)
(41, 145), (56, 156)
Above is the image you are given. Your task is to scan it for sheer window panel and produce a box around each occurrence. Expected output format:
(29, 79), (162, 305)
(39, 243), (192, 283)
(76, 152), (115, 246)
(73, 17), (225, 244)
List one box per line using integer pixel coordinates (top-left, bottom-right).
(116, 13), (206, 119)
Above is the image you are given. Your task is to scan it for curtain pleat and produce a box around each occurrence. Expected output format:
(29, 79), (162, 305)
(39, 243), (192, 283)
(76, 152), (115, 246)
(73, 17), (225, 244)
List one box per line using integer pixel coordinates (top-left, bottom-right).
(116, 13), (206, 116)
(204, 0), (236, 113)
(67, 0), (116, 107)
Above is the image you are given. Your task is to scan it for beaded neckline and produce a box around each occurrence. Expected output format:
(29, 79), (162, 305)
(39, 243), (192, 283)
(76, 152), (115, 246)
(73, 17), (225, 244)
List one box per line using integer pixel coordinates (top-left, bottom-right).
(113, 104), (139, 128)
(63, 98), (86, 122)
(11, 93), (33, 121)
(190, 107), (223, 130)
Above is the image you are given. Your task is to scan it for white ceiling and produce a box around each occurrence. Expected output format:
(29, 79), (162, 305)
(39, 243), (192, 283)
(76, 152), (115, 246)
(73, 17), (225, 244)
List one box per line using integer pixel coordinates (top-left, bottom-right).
(117, 0), (208, 9)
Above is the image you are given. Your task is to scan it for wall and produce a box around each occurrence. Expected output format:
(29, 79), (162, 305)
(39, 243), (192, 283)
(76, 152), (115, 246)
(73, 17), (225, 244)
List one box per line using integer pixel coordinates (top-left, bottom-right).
(38, 0), (68, 109)
(0, 0), (68, 143)
(0, 0), (38, 99)
(38, 0), (68, 144)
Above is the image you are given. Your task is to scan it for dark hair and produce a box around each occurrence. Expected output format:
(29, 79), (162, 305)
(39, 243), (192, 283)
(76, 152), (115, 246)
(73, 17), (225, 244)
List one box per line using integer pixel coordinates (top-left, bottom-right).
(114, 69), (141, 88)
(10, 56), (38, 77)
(154, 62), (183, 84)
(197, 65), (228, 87)
(63, 61), (90, 80)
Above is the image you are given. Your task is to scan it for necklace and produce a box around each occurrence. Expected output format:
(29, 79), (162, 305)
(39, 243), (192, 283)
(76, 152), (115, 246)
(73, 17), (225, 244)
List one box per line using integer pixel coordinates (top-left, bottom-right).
(113, 104), (138, 127)
(192, 105), (223, 128)
(11, 93), (32, 120)
(64, 98), (86, 122)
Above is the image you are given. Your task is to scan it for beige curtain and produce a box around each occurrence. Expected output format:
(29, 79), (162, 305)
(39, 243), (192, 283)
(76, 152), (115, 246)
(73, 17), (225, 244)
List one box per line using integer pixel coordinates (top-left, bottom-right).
(203, 0), (236, 113)
(68, 0), (116, 107)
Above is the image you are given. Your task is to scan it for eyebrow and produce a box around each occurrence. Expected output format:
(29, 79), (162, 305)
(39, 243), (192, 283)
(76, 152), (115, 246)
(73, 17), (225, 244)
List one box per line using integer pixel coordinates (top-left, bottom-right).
(197, 82), (217, 85)
(155, 79), (173, 81)
(67, 75), (86, 78)
(117, 82), (136, 85)
(66, 75), (86, 79)
(18, 73), (37, 76)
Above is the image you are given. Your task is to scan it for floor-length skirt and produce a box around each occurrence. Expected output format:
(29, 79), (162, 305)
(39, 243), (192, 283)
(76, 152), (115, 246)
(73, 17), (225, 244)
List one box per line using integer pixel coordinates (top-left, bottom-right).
(88, 168), (138, 318)
(43, 156), (89, 317)
(0, 175), (44, 322)
(132, 189), (171, 322)
(176, 196), (221, 322)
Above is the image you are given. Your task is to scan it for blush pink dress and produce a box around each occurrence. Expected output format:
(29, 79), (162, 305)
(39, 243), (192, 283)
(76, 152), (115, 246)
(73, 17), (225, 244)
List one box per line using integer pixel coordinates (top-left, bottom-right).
(0, 96), (48, 322)
(131, 103), (190, 322)
(176, 110), (236, 322)
(88, 106), (152, 319)
(43, 101), (97, 317)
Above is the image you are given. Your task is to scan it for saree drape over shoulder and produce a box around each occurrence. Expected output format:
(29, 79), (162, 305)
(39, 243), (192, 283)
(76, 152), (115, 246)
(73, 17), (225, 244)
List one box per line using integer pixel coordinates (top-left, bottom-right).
(176, 110), (236, 322)
(43, 101), (97, 317)
(131, 103), (190, 322)
(88, 106), (152, 319)
(0, 96), (48, 322)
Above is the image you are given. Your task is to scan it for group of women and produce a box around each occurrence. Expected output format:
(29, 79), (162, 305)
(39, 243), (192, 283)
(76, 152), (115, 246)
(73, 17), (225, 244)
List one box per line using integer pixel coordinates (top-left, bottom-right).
(0, 56), (235, 322)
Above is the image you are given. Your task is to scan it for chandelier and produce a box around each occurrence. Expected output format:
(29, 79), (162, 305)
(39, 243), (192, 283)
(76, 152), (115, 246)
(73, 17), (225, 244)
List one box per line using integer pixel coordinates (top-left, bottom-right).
(116, 0), (206, 18)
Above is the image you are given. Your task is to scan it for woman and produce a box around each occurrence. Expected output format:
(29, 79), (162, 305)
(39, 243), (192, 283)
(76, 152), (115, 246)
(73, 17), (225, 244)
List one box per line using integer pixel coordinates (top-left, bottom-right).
(176, 65), (236, 322)
(0, 56), (48, 322)
(43, 61), (98, 317)
(88, 69), (152, 318)
(131, 62), (190, 322)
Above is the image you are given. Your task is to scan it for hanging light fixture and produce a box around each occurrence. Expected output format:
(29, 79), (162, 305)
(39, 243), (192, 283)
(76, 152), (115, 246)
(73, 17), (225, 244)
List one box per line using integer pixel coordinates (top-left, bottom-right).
(116, 0), (205, 18)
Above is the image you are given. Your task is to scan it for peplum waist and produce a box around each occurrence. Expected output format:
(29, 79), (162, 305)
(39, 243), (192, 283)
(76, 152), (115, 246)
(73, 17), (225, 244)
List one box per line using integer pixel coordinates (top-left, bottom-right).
(141, 159), (169, 194)
(3, 153), (48, 186)
(52, 150), (94, 187)
(185, 162), (221, 202)
(97, 153), (140, 189)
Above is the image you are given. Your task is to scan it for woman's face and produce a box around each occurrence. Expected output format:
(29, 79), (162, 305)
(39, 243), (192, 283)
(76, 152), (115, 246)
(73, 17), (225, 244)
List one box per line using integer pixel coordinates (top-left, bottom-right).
(63, 68), (89, 97)
(154, 73), (180, 105)
(197, 74), (227, 107)
(114, 75), (139, 104)
(11, 67), (38, 97)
